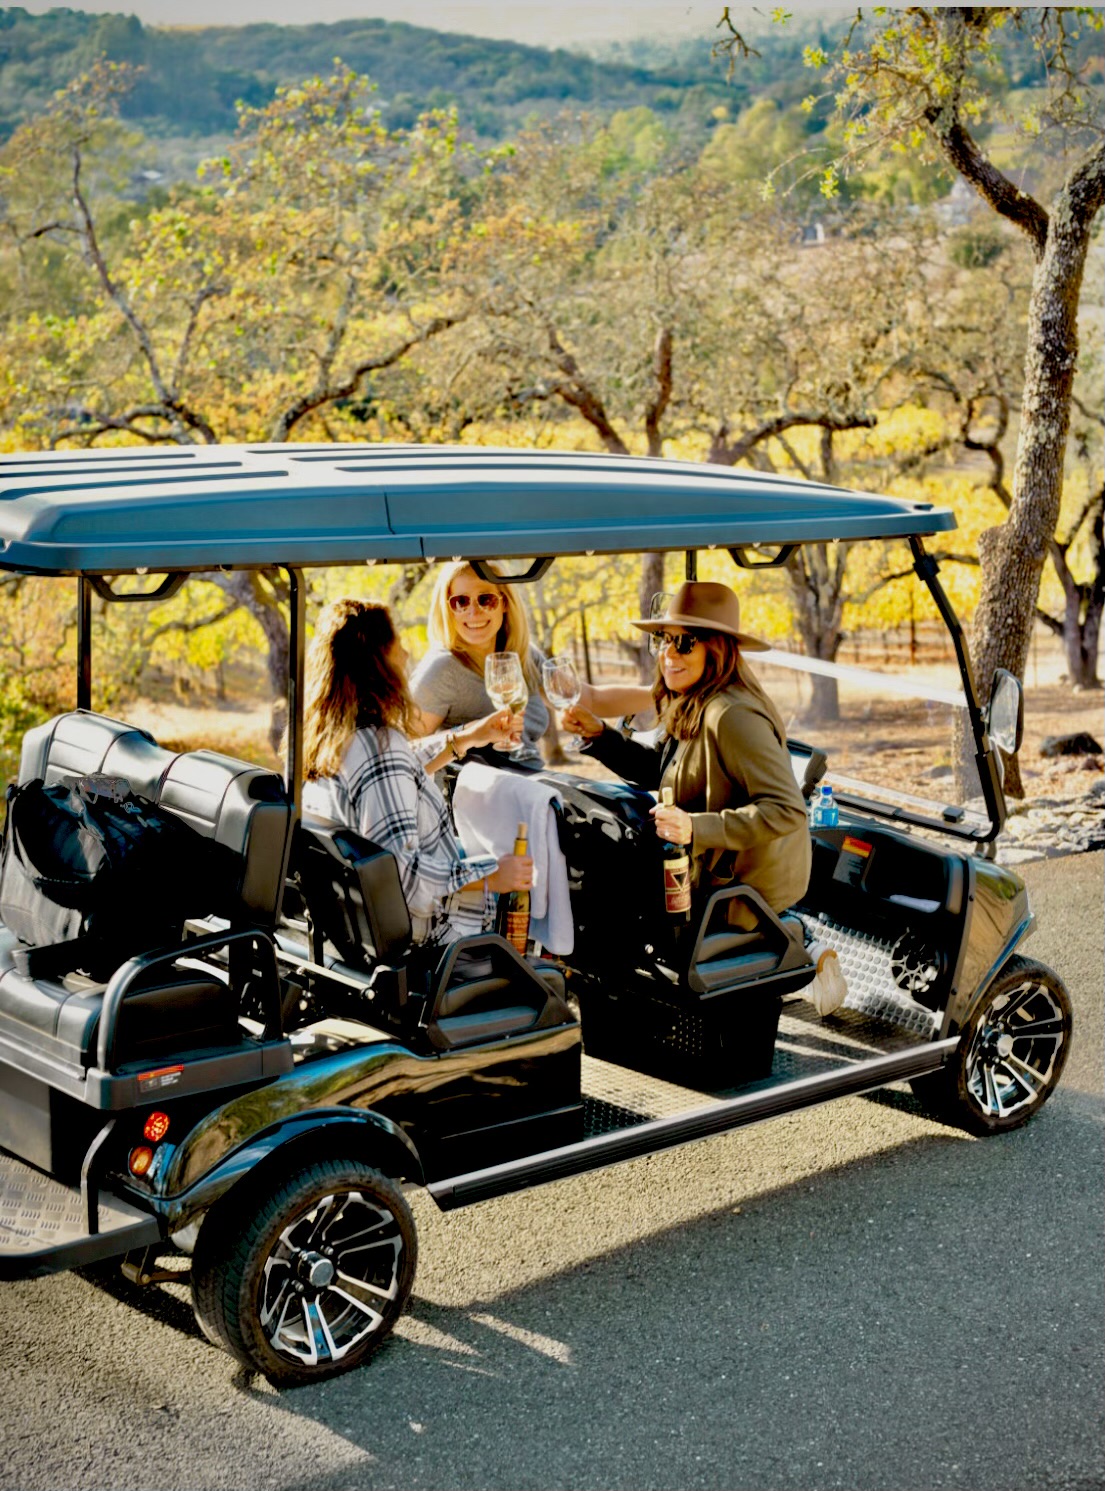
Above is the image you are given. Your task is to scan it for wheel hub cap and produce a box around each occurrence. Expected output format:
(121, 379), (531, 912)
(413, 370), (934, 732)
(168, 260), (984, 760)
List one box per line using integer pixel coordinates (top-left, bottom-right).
(303, 1253), (336, 1289)
(260, 1187), (405, 1369)
(965, 977), (1066, 1121)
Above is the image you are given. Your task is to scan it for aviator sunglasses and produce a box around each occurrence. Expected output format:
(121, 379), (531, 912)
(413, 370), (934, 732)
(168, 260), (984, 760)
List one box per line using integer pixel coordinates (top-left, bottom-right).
(448, 591), (503, 614)
(650, 629), (703, 657)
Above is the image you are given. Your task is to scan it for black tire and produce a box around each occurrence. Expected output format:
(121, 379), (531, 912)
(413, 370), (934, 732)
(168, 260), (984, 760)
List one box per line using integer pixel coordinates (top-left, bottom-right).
(910, 955), (1072, 1136)
(190, 1158), (417, 1386)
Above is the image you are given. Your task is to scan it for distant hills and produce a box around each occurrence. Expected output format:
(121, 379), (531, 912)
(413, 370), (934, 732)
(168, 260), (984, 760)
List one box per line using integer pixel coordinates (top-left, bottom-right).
(0, 6), (835, 144)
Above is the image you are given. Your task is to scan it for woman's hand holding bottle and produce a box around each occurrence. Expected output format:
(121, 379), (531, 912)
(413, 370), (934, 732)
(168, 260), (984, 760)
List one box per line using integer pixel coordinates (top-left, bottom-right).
(486, 853), (534, 894)
(651, 799), (693, 845)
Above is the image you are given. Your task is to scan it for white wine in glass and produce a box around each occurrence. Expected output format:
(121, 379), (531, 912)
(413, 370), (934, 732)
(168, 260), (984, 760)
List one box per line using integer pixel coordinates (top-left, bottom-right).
(542, 655), (583, 751)
(485, 651), (529, 760)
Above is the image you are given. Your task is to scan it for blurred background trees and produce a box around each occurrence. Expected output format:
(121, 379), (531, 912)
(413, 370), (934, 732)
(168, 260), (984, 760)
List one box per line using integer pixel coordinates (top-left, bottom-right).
(0, 6), (1100, 789)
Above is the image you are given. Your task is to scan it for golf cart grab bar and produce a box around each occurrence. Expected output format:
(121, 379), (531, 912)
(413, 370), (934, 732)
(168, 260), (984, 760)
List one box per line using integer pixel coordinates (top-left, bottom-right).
(96, 928), (282, 1072)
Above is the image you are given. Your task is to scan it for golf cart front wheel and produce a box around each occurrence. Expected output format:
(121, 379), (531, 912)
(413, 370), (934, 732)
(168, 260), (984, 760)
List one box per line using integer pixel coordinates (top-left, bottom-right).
(910, 955), (1072, 1136)
(191, 1157), (417, 1385)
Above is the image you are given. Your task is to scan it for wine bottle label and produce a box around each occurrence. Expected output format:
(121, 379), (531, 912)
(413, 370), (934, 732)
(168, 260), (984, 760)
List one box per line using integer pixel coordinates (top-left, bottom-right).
(504, 908), (530, 953)
(664, 855), (691, 915)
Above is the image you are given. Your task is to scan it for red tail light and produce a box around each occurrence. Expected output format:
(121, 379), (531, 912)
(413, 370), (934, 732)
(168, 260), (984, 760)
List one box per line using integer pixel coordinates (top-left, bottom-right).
(143, 1111), (170, 1143)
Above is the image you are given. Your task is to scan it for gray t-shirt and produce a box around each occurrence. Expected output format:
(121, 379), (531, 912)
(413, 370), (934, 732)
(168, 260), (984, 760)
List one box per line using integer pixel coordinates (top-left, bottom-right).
(410, 646), (549, 762)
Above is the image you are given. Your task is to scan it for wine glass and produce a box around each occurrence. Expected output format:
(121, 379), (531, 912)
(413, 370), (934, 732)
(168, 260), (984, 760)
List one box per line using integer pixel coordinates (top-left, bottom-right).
(484, 651), (529, 761)
(542, 654), (583, 752)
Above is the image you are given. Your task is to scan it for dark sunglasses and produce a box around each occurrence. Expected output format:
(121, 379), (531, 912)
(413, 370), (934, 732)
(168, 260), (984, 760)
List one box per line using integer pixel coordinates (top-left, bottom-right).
(651, 629), (703, 657)
(448, 591), (502, 614)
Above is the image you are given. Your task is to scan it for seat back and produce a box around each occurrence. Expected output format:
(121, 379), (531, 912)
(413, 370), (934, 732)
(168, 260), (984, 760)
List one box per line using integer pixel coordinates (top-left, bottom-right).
(18, 710), (290, 927)
(292, 815), (413, 967)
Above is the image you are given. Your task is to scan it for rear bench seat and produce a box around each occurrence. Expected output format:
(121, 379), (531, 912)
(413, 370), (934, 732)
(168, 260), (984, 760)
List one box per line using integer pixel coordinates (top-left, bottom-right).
(0, 710), (291, 1094)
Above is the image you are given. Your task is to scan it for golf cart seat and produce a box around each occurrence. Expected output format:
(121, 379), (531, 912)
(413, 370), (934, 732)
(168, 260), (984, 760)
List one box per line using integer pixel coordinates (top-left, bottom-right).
(0, 710), (292, 1097)
(287, 815), (574, 1051)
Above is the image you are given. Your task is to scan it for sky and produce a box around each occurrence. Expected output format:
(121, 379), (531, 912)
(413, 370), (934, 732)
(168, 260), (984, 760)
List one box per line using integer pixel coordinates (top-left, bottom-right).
(15, 1), (837, 47)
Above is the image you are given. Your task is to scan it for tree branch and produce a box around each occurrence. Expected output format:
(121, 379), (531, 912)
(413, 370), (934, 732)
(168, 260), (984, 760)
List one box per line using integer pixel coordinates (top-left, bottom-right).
(707, 410), (876, 467)
(922, 108), (1050, 254)
(269, 314), (461, 441)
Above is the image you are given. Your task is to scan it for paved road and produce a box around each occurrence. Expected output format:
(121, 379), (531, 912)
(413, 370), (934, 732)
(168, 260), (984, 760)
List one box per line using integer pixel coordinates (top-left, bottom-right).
(2, 854), (1101, 1491)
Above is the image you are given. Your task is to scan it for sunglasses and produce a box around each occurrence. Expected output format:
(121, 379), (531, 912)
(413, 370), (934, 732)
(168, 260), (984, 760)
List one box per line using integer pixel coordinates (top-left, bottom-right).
(651, 629), (703, 657)
(448, 591), (502, 614)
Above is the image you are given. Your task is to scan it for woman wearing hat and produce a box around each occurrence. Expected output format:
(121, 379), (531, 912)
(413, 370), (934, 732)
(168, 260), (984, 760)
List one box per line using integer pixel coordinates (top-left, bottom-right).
(562, 581), (812, 922)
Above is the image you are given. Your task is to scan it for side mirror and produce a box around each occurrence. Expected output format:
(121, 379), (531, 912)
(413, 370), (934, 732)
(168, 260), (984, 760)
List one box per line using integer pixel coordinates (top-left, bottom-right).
(987, 668), (1024, 754)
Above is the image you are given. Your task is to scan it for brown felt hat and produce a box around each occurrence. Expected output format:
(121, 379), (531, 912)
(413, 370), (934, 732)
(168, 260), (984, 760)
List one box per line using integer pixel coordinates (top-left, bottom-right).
(632, 581), (770, 652)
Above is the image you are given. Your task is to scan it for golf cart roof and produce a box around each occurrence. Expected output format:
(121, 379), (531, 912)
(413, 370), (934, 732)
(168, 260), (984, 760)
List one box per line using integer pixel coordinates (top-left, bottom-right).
(0, 444), (956, 576)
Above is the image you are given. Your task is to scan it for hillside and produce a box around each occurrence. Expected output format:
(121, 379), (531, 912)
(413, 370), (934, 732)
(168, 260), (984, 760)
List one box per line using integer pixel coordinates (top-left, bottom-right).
(0, 6), (853, 145)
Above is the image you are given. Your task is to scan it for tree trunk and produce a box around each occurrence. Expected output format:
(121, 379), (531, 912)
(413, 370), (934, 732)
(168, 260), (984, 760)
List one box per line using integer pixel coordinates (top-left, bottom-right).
(636, 551), (665, 683)
(215, 572), (290, 757)
(785, 545), (844, 722)
(961, 147), (1104, 796)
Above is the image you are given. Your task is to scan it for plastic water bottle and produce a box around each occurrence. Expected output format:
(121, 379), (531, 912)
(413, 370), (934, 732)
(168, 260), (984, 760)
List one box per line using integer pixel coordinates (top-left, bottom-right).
(812, 783), (839, 829)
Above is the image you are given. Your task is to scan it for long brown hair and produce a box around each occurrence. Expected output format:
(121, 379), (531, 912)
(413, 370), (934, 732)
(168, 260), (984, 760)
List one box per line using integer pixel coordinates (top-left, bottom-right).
(426, 560), (540, 692)
(654, 630), (780, 740)
(303, 599), (415, 779)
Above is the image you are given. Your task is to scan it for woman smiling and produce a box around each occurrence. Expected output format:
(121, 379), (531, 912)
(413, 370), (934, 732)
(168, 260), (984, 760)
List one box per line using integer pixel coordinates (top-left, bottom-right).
(410, 561), (550, 769)
(562, 581), (812, 920)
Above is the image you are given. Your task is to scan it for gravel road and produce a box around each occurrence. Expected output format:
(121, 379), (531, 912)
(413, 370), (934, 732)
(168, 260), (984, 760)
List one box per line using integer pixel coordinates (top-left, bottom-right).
(1, 853), (1101, 1491)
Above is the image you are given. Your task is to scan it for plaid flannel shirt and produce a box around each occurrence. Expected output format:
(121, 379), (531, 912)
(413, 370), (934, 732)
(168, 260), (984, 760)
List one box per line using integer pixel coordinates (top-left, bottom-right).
(303, 726), (497, 946)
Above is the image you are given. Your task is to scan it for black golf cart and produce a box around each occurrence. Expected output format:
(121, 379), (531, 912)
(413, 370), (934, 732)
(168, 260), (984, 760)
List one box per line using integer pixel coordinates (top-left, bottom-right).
(0, 445), (1072, 1385)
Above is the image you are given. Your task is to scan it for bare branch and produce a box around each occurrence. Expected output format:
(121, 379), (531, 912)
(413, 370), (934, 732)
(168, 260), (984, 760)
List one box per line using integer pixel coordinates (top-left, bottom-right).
(269, 313), (461, 442)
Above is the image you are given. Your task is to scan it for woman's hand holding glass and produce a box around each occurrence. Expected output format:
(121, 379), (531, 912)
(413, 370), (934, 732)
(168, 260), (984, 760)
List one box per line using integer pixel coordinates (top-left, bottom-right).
(542, 655), (585, 751)
(484, 651), (529, 760)
(459, 708), (516, 754)
(559, 701), (604, 742)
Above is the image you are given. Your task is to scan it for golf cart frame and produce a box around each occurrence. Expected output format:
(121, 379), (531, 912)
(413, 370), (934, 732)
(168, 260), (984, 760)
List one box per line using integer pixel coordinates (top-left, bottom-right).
(0, 445), (1071, 1384)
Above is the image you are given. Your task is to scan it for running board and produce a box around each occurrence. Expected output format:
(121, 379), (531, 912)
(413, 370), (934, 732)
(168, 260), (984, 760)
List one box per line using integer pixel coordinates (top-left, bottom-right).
(428, 1039), (957, 1211)
(0, 1149), (162, 1281)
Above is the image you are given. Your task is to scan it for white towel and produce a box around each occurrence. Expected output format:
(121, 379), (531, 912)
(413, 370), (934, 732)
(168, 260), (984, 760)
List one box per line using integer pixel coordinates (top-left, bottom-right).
(452, 762), (574, 956)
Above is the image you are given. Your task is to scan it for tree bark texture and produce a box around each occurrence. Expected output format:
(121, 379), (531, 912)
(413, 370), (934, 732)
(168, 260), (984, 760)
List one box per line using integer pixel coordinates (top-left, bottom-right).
(785, 544), (844, 722)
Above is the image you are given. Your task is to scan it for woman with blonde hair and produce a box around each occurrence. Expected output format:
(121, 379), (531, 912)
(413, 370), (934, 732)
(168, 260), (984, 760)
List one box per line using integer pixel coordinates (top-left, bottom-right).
(410, 560), (550, 769)
(302, 598), (532, 947)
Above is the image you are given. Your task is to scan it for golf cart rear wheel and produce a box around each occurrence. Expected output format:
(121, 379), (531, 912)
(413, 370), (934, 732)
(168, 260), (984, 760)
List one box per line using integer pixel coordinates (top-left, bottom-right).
(910, 955), (1071, 1136)
(191, 1157), (416, 1385)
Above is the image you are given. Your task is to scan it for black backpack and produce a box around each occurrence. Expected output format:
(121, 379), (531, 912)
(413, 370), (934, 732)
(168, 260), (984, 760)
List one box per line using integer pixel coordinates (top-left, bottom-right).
(0, 773), (215, 980)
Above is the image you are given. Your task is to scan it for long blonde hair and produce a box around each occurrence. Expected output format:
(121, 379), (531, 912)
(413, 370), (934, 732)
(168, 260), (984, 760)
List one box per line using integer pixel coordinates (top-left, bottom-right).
(654, 630), (782, 741)
(303, 599), (415, 779)
(426, 560), (540, 691)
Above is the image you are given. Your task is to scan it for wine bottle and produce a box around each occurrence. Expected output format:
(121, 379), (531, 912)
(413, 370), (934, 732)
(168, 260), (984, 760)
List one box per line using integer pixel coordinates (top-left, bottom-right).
(659, 787), (692, 921)
(497, 820), (531, 955)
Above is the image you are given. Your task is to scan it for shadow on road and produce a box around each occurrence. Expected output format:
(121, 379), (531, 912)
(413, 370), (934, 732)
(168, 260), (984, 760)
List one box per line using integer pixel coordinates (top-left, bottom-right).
(70, 1090), (1104, 1491)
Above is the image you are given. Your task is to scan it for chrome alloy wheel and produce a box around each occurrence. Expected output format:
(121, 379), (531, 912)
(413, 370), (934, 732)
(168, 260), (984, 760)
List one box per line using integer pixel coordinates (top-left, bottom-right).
(963, 976), (1067, 1124)
(259, 1189), (405, 1369)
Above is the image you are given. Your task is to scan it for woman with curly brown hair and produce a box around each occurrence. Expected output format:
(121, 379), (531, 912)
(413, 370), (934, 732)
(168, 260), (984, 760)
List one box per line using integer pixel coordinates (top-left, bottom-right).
(302, 598), (532, 947)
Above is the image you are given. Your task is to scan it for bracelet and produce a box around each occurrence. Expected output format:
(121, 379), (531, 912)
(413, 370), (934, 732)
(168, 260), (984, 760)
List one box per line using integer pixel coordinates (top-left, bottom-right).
(446, 730), (465, 760)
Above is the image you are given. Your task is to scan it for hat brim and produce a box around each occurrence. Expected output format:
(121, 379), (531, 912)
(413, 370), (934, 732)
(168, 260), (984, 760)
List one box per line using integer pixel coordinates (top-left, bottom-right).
(632, 613), (770, 652)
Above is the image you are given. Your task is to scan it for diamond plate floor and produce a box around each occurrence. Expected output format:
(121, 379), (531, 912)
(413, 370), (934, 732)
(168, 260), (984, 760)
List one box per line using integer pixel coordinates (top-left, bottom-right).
(580, 989), (937, 1140)
(798, 914), (941, 1037)
(0, 1152), (151, 1256)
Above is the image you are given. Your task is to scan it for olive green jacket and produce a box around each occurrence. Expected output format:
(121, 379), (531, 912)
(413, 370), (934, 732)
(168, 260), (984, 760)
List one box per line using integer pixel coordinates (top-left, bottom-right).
(586, 683), (812, 913)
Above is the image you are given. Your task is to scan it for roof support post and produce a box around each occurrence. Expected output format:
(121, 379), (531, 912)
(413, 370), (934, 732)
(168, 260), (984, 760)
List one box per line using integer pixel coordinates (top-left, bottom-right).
(284, 567), (305, 820)
(909, 536), (1006, 842)
(77, 576), (92, 712)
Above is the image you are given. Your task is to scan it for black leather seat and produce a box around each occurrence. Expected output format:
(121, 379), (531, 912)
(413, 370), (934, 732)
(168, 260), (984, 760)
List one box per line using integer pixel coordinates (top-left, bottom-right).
(288, 815), (571, 1050)
(0, 710), (291, 1080)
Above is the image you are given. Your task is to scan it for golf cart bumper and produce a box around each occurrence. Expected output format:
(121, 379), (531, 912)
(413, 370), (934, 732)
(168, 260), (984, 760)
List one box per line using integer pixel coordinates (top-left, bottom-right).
(0, 1147), (161, 1280)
